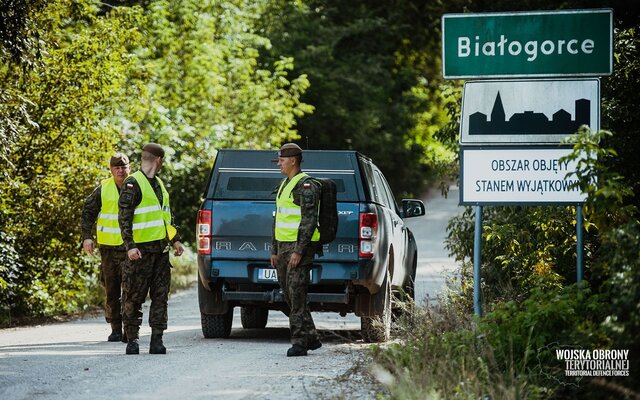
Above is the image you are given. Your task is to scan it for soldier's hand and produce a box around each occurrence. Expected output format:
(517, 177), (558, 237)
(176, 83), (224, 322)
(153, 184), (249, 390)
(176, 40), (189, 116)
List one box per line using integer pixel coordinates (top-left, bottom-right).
(270, 254), (278, 267)
(173, 241), (184, 256)
(288, 252), (302, 269)
(82, 239), (95, 256)
(128, 248), (142, 261)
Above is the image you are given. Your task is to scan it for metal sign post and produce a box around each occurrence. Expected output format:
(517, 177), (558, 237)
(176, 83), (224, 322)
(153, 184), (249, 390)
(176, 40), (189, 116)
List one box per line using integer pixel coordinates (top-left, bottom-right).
(576, 205), (584, 282)
(473, 206), (483, 316)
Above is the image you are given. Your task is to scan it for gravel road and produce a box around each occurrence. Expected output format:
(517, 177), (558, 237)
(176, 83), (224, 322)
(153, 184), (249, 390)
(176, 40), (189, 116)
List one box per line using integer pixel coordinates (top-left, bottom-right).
(0, 186), (460, 400)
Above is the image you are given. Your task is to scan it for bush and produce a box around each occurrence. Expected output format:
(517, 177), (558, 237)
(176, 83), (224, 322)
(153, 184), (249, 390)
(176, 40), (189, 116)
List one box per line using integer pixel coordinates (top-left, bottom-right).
(446, 205), (579, 310)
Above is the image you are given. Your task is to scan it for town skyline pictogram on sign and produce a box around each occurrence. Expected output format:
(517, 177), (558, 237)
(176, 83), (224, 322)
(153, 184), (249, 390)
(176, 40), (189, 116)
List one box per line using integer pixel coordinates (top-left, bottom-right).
(469, 91), (590, 135)
(459, 78), (600, 144)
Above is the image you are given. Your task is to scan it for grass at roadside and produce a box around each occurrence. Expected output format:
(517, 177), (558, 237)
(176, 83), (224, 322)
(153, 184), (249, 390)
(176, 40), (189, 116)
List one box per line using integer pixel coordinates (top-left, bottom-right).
(372, 299), (535, 400)
(371, 284), (637, 400)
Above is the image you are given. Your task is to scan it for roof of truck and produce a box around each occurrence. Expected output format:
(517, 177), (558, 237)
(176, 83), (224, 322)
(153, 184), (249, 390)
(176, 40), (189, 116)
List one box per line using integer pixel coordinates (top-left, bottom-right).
(214, 149), (369, 171)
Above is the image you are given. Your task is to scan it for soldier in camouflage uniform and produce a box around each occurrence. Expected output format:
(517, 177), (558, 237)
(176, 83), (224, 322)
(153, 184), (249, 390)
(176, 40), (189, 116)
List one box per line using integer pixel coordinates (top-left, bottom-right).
(270, 143), (322, 357)
(81, 152), (130, 342)
(118, 143), (184, 355)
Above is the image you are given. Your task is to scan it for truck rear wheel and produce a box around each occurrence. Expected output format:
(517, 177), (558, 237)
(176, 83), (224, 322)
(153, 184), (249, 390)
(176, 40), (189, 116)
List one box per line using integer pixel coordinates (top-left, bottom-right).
(361, 271), (391, 343)
(201, 308), (233, 338)
(240, 306), (269, 329)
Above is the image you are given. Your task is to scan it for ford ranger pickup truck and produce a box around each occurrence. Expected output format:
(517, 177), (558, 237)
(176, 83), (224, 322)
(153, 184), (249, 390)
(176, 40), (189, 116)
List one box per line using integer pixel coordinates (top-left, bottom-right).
(196, 149), (425, 342)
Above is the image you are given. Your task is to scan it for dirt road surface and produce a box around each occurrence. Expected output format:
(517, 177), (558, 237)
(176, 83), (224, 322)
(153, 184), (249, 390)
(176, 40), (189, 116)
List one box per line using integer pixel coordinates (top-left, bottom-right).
(0, 186), (460, 400)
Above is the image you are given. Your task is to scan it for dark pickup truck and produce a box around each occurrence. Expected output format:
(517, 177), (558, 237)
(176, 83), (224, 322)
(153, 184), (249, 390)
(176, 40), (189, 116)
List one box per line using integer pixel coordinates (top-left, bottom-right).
(196, 149), (425, 342)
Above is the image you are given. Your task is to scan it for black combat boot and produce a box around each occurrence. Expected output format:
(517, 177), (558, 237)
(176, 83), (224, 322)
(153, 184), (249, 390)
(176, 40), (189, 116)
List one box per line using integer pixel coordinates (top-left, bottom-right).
(308, 339), (322, 351)
(125, 338), (139, 355)
(149, 328), (166, 354)
(286, 344), (308, 357)
(107, 322), (123, 342)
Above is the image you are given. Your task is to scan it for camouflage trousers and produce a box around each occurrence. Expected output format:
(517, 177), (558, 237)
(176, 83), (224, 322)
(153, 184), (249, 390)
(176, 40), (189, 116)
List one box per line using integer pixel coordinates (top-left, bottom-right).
(99, 247), (127, 324)
(122, 251), (171, 339)
(275, 241), (318, 348)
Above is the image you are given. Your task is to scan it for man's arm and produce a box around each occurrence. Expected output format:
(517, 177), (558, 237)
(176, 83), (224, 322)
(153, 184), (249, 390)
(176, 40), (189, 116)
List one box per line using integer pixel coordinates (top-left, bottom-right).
(270, 181), (282, 255)
(168, 205), (184, 256)
(81, 186), (101, 241)
(118, 177), (141, 252)
(168, 208), (183, 244)
(294, 179), (320, 254)
(270, 181), (283, 267)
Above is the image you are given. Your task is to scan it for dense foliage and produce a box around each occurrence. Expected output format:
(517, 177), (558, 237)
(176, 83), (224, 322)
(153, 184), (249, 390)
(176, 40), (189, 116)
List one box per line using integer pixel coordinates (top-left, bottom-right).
(1, 1), (144, 321)
(1, 0), (456, 323)
(0, 0), (315, 323)
(111, 0), (315, 243)
(262, 0), (456, 197)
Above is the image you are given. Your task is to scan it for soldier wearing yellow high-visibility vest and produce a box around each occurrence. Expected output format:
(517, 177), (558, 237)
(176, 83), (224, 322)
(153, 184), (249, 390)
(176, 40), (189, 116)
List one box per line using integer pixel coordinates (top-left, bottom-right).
(81, 152), (131, 343)
(270, 143), (322, 357)
(118, 143), (184, 355)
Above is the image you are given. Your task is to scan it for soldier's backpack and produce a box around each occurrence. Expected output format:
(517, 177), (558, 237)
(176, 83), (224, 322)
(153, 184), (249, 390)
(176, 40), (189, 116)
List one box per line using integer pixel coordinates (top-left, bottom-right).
(308, 177), (338, 245)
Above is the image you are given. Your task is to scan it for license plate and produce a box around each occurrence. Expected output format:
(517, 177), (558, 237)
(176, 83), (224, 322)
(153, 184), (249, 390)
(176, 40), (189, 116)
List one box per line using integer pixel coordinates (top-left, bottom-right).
(257, 268), (279, 282)
(256, 268), (313, 282)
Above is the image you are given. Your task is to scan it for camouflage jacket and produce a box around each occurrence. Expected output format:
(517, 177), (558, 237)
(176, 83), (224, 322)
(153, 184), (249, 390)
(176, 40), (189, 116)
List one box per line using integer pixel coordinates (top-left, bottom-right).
(271, 172), (320, 255)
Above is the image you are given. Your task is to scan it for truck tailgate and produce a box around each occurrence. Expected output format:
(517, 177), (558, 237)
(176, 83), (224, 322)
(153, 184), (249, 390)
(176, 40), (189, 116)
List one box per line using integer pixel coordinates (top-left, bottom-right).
(210, 200), (273, 260)
(209, 200), (360, 262)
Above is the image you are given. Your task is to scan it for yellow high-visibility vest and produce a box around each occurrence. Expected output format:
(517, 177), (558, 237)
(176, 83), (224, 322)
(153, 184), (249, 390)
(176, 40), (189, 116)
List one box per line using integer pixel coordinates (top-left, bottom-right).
(275, 173), (320, 242)
(131, 171), (177, 243)
(96, 177), (123, 246)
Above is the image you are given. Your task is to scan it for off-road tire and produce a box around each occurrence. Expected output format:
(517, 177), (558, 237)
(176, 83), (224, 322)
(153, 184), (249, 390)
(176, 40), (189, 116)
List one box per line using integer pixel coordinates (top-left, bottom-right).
(240, 306), (269, 329)
(201, 308), (233, 338)
(361, 271), (392, 343)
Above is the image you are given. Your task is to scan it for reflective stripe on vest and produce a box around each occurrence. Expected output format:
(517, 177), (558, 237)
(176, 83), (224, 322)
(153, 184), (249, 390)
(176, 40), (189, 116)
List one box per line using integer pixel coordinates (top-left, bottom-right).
(96, 177), (124, 246)
(131, 171), (176, 243)
(275, 173), (320, 242)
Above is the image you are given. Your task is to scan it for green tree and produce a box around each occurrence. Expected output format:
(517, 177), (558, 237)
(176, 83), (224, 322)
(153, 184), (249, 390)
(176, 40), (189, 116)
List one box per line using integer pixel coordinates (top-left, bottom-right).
(112, 0), (313, 242)
(262, 0), (456, 198)
(0, 0), (144, 321)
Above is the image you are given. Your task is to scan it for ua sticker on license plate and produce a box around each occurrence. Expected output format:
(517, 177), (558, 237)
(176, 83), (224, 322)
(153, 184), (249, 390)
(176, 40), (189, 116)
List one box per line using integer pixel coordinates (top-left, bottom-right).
(257, 268), (278, 282)
(257, 268), (313, 282)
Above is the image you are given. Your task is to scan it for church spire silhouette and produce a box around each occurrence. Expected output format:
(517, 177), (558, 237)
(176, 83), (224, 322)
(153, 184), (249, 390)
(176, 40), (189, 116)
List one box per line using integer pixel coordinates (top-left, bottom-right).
(491, 91), (505, 122)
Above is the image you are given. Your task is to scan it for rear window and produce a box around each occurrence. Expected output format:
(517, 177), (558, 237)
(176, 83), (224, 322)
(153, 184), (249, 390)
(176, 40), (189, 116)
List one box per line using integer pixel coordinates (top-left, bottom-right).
(212, 170), (359, 201)
(226, 177), (282, 192)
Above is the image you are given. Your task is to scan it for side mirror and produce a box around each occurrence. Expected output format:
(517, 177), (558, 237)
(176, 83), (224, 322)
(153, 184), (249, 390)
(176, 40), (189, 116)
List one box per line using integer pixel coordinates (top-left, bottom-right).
(401, 199), (426, 218)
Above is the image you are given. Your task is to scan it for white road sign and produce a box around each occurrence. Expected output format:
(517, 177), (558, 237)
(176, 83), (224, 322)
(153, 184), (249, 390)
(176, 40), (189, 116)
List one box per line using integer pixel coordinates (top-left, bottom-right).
(460, 79), (600, 144)
(460, 147), (586, 204)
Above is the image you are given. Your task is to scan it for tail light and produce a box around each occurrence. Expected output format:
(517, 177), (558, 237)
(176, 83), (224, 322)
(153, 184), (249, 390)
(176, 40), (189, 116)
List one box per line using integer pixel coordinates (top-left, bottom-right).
(359, 212), (378, 257)
(197, 210), (212, 255)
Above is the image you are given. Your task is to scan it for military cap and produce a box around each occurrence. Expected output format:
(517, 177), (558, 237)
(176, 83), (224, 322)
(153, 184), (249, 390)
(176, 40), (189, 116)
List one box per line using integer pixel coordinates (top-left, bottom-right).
(142, 143), (165, 158)
(277, 143), (302, 158)
(110, 152), (130, 167)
